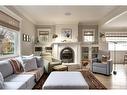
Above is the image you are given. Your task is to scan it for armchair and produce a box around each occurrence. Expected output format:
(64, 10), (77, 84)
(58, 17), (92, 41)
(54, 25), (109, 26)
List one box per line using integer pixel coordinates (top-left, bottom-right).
(91, 50), (113, 75)
(43, 56), (62, 73)
(92, 59), (113, 75)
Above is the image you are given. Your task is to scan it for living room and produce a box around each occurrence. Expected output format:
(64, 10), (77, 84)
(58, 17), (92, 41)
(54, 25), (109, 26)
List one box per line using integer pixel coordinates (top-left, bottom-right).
(0, 5), (127, 91)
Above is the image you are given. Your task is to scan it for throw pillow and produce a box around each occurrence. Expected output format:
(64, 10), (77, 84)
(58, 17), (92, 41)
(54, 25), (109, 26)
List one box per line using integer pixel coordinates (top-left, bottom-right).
(24, 57), (38, 72)
(101, 55), (108, 62)
(0, 72), (4, 89)
(35, 56), (43, 67)
(9, 58), (24, 74)
(22, 54), (34, 59)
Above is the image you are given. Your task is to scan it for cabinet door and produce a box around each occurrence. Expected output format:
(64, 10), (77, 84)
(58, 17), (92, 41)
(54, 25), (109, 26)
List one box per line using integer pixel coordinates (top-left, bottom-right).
(92, 47), (99, 58)
(81, 47), (89, 60)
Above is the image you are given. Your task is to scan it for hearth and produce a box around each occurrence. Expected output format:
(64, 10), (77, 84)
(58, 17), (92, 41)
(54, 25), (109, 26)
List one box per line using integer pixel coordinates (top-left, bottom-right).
(60, 47), (74, 63)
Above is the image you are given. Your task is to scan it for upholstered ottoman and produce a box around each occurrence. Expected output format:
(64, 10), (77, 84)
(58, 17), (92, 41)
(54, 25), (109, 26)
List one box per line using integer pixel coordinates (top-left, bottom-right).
(52, 65), (68, 71)
(42, 71), (89, 89)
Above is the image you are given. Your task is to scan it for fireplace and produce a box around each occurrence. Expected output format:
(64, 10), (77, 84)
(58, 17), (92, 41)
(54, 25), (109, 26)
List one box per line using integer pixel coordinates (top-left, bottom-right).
(60, 47), (74, 63)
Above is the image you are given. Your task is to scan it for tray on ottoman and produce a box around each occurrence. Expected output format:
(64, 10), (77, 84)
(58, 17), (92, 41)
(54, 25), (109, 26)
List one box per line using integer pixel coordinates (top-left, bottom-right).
(42, 71), (89, 89)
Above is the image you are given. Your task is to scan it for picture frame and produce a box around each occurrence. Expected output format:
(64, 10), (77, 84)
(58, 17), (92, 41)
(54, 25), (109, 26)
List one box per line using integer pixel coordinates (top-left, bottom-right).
(26, 35), (29, 42)
(37, 28), (51, 43)
(61, 28), (72, 39)
(23, 34), (31, 42)
(23, 34), (27, 41)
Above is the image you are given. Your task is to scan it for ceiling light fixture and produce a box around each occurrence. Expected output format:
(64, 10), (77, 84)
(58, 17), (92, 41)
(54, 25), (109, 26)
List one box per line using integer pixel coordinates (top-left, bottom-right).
(64, 12), (72, 16)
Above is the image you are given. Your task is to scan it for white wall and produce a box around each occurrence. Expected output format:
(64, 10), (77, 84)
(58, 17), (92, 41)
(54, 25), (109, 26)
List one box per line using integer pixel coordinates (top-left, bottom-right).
(55, 24), (78, 42)
(21, 18), (35, 55)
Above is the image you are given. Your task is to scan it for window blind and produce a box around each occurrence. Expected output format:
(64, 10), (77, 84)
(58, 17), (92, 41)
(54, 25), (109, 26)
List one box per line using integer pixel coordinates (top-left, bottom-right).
(0, 10), (20, 31)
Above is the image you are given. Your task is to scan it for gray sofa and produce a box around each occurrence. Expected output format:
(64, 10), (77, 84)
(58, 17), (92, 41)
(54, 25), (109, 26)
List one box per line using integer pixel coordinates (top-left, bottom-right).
(0, 56), (44, 89)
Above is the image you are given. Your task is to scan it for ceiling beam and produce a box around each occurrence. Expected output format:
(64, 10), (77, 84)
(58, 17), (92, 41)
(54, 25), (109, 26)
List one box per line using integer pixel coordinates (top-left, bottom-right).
(99, 6), (127, 27)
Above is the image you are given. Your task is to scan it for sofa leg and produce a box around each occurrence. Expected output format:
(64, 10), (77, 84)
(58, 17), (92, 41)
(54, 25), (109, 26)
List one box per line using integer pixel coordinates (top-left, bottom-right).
(113, 71), (117, 75)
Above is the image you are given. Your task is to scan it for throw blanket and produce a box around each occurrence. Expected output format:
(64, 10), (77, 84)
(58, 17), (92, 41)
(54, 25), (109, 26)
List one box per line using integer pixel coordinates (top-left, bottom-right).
(23, 68), (43, 82)
(9, 59), (24, 74)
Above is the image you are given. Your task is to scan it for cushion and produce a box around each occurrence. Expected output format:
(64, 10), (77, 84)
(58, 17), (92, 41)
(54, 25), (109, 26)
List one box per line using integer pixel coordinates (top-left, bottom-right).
(101, 55), (107, 62)
(0, 72), (4, 89)
(43, 72), (89, 89)
(93, 62), (107, 68)
(4, 74), (35, 89)
(15, 57), (23, 65)
(4, 81), (27, 89)
(15, 57), (24, 67)
(35, 56), (43, 67)
(0, 60), (13, 78)
(23, 57), (38, 72)
(9, 58), (24, 74)
(22, 54), (34, 58)
(23, 67), (44, 82)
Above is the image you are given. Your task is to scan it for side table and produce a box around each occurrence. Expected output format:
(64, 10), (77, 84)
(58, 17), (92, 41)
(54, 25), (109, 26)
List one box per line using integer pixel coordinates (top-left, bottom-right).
(81, 60), (90, 69)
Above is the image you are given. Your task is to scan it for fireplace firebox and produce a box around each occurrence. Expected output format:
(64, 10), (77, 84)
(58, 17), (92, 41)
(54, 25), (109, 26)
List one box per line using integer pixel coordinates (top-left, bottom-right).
(60, 47), (74, 63)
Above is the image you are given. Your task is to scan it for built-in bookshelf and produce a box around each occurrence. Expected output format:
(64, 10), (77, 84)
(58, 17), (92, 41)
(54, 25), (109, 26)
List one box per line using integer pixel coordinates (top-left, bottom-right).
(92, 47), (99, 59)
(81, 46), (99, 60)
(81, 47), (89, 60)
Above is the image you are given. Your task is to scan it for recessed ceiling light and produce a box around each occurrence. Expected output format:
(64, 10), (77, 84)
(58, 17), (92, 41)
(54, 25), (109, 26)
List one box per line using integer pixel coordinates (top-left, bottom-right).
(64, 12), (72, 16)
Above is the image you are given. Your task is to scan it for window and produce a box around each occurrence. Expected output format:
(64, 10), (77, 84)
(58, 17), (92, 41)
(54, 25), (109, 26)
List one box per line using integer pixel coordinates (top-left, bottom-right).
(0, 26), (19, 56)
(108, 42), (127, 51)
(106, 32), (127, 51)
(83, 29), (95, 42)
(37, 29), (51, 43)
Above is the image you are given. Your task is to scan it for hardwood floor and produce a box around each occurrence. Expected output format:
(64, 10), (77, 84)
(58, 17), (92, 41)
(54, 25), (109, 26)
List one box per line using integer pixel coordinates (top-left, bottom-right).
(93, 64), (127, 89)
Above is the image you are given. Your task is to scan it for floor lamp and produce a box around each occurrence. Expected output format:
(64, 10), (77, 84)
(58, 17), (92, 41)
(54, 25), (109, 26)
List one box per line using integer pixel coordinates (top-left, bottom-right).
(113, 42), (117, 75)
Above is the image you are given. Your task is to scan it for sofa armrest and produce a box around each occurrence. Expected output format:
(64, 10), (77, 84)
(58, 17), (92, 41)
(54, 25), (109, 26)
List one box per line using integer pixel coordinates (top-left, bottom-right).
(107, 59), (113, 73)
(43, 59), (50, 73)
(52, 57), (61, 63)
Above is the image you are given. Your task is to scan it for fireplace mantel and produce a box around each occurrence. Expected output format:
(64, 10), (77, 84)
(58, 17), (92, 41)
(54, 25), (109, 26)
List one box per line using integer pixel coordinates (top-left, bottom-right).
(53, 42), (81, 45)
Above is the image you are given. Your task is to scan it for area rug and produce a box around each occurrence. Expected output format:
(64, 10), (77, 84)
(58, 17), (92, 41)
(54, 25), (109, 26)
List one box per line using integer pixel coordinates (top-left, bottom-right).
(80, 70), (106, 89)
(33, 70), (107, 89)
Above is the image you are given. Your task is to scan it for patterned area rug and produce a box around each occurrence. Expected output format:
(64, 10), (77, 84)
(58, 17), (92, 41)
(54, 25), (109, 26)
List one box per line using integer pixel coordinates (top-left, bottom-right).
(80, 70), (106, 89)
(33, 70), (107, 89)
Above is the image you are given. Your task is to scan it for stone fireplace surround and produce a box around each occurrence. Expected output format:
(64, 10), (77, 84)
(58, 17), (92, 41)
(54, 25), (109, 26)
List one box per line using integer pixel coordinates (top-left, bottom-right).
(52, 42), (81, 70)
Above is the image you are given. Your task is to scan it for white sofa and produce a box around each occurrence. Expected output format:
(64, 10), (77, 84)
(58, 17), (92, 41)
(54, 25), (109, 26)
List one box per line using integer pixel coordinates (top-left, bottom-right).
(0, 56), (44, 89)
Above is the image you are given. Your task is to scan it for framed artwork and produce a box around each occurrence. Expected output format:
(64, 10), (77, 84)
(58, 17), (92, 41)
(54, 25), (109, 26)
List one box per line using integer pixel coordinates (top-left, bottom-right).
(26, 35), (29, 42)
(61, 28), (72, 39)
(23, 34), (31, 42)
(23, 34), (27, 41)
